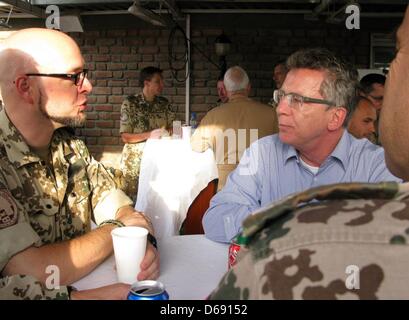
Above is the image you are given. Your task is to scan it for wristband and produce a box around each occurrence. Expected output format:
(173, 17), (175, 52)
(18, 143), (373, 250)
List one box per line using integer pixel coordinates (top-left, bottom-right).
(67, 285), (78, 300)
(99, 219), (125, 228)
(147, 233), (158, 249)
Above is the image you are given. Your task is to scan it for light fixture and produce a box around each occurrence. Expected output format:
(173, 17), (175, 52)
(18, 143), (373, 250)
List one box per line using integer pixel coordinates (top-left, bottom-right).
(128, 1), (167, 27)
(215, 33), (231, 57)
(60, 15), (84, 32)
(215, 33), (231, 74)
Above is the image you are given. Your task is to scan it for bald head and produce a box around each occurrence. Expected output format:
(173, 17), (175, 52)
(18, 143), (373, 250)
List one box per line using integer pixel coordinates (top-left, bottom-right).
(0, 28), (91, 136)
(0, 28), (83, 83)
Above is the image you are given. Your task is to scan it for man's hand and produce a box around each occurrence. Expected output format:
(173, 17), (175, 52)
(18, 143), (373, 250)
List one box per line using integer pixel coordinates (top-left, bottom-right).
(116, 206), (154, 234)
(138, 243), (160, 280)
(149, 128), (166, 139)
(397, 5), (409, 53)
(70, 283), (131, 300)
(115, 206), (160, 280)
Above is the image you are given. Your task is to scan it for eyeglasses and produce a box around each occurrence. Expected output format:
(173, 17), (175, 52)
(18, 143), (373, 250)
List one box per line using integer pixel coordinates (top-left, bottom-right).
(25, 69), (88, 87)
(273, 89), (335, 111)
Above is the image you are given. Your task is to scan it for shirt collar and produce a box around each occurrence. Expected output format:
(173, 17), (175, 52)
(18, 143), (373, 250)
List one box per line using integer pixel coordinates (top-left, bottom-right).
(0, 107), (40, 167)
(328, 129), (350, 170)
(283, 129), (349, 170)
(284, 143), (298, 163)
(140, 92), (159, 104)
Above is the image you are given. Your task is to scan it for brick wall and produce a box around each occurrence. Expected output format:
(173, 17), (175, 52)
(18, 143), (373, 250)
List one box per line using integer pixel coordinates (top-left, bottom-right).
(5, 14), (402, 165)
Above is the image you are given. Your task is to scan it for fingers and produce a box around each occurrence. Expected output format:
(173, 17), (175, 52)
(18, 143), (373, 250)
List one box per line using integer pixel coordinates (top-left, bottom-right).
(138, 244), (160, 280)
(116, 208), (154, 234)
(150, 128), (164, 139)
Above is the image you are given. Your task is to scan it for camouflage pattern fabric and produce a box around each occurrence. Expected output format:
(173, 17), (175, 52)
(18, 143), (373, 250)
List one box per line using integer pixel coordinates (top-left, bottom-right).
(0, 107), (132, 299)
(0, 275), (70, 300)
(120, 143), (144, 202)
(210, 182), (409, 299)
(120, 93), (176, 201)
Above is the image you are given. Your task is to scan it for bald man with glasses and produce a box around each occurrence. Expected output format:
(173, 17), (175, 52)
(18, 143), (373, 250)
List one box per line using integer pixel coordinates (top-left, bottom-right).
(0, 28), (159, 299)
(203, 48), (400, 244)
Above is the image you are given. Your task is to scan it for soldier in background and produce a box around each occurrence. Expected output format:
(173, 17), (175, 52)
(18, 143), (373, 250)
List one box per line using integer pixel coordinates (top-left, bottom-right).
(359, 73), (386, 144)
(0, 28), (159, 299)
(347, 96), (377, 143)
(120, 66), (176, 201)
(359, 73), (386, 111)
(268, 60), (288, 108)
(210, 5), (409, 299)
(208, 73), (229, 112)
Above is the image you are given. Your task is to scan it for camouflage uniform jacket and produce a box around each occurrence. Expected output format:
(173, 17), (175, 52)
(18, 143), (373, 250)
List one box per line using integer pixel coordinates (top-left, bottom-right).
(0, 107), (133, 299)
(210, 182), (409, 299)
(119, 93), (176, 173)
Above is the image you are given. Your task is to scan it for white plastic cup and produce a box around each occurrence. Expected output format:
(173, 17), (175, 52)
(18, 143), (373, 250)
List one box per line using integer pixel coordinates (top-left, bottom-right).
(182, 125), (192, 141)
(111, 226), (148, 284)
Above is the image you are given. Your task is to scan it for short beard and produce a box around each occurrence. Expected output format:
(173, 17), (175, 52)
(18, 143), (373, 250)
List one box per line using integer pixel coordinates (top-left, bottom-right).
(39, 93), (86, 128)
(48, 115), (86, 128)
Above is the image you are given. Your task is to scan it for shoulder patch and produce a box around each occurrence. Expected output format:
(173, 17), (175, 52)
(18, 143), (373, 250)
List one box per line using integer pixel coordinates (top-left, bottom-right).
(0, 189), (18, 229)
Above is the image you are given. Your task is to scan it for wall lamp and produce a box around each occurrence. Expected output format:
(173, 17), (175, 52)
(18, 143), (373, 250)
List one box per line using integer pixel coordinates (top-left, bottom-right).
(215, 33), (231, 74)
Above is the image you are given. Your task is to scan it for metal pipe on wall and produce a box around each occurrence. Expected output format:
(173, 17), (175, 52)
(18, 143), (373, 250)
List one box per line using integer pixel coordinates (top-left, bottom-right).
(185, 13), (190, 125)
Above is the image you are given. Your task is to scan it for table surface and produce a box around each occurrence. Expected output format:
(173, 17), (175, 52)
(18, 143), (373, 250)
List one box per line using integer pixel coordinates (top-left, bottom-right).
(73, 235), (228, 300)
(135, 139), (218, 239)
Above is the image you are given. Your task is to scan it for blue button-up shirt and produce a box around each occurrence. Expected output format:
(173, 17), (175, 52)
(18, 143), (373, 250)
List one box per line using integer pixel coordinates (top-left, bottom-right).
(203, 131), (401, 243)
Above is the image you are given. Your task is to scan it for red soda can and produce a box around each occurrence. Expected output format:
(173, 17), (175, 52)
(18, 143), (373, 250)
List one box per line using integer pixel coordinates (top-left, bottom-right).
(228, 239), (241, 269)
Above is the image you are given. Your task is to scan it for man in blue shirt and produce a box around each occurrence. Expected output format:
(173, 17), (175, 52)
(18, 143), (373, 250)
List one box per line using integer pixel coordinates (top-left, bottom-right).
(203, 48), (400, 243)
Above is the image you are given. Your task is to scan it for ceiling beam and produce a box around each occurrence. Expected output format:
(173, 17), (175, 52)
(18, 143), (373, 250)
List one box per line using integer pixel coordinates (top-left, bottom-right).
(0, 0), (45, 17)
(32, 0), (131, 4)
(0, 8), (404, 18)
(27, 0), (409, 7)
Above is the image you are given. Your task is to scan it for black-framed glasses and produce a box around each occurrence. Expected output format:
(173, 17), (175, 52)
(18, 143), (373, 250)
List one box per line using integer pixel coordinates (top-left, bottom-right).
(25, 69), (88, 87)
(273, 89), (335, 111)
